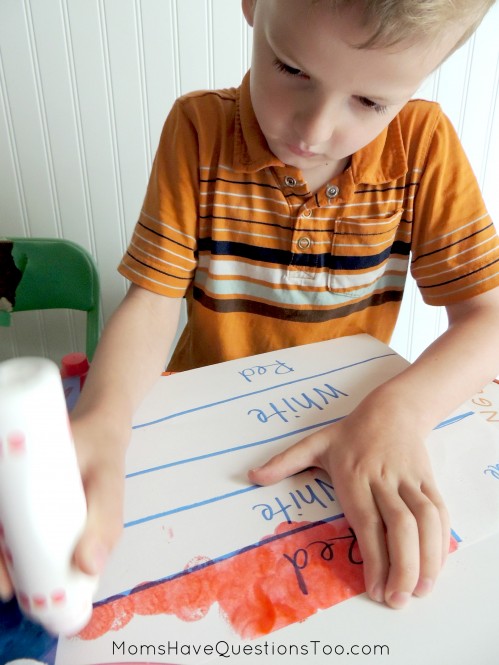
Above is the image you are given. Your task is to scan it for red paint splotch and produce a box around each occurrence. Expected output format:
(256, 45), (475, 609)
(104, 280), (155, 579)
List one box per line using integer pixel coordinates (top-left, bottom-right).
(79, 518), (458, 641)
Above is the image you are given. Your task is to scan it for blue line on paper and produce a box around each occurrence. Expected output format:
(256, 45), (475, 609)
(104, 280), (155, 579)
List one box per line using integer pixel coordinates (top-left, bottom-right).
(126, 410), (475, 481)
(434, 411), (474, 429)
(126, 416), (345, 479)
(96, 512), (347, 606)
(124, 484), (261, 528)
(131, 352), (397, 430)
(124, 410), (472, 530)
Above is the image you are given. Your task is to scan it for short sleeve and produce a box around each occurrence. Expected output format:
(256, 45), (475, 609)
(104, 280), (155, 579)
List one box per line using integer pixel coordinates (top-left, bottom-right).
(410, 109), (499, 304)
(118, 99), (200, 297)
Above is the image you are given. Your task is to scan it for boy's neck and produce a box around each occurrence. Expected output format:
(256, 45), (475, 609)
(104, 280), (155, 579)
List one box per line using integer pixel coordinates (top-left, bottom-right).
(299, 156), (350, 194)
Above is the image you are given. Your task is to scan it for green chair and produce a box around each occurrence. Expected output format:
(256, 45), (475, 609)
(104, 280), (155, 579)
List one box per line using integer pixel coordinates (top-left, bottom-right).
(0, 237), (100, 360)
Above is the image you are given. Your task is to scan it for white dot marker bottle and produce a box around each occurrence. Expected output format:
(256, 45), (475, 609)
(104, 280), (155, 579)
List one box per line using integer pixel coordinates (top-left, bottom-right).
(0, 357), (98, 635)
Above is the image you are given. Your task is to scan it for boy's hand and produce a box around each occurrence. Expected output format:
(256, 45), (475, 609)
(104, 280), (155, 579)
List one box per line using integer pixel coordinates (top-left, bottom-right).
(70, 415), (127, 579)
(248, 390), (450, 609)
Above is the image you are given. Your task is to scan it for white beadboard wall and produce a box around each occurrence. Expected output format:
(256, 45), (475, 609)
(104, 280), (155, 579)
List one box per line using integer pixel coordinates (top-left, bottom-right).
(0, 0), (498, 366)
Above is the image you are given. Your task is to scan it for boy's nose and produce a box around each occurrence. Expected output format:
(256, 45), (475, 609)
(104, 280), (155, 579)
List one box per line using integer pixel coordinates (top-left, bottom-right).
(293, 98), (337, 147)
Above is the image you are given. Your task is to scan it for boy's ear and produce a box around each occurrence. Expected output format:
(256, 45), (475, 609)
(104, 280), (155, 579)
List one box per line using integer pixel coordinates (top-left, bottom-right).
(242, 0), (257, 27)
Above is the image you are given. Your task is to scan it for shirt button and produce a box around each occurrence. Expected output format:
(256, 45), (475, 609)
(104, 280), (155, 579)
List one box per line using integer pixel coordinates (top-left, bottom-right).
(302, 209), (312, 217)
(284, 175), (297, 187)
(297, 236), (312, 250)
(326, 184), (340, 198)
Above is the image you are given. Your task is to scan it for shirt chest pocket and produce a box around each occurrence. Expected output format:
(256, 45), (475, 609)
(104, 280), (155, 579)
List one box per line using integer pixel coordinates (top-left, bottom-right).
(327, 209), (404, 298)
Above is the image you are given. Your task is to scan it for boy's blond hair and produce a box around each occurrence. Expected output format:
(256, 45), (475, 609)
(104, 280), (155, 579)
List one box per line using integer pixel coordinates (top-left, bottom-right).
(316, 0), (495, 51)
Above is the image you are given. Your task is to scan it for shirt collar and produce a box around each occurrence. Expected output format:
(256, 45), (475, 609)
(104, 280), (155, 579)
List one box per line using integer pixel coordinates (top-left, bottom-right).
(233, 70), (408, 185)
(233, 71), (284, 172)
(350, 115), (408, 184)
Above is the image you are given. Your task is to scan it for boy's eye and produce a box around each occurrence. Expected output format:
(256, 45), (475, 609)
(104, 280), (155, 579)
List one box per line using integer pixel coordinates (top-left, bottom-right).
(357, 96), (388, 115)
(273, 58), (308, 79)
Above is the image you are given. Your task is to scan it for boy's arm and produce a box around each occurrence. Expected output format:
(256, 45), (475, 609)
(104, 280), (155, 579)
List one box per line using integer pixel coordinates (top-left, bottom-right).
(70, 284), (182, 577)
(249, 286), (499, 609)
(0, 284), (182, 599)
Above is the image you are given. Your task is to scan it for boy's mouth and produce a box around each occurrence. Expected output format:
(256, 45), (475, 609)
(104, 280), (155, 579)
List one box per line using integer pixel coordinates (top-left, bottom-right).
(286, 143), (317, 158)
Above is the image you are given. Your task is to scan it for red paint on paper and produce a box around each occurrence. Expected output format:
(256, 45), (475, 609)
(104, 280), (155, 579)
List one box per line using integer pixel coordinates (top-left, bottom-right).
(78, 518), (459, 642)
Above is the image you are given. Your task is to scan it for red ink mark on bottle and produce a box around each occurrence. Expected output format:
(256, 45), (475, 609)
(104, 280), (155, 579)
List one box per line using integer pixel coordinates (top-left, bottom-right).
(33, 594), (47, 609)
(51, 589), (66, 605)
(18, 592), (30, 610)
(77, 518), (459, 642)
(7, 431), (26, 455)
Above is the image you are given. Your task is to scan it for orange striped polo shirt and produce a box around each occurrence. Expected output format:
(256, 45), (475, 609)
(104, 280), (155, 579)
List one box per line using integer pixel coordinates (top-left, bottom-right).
(119, 72), (499, 371)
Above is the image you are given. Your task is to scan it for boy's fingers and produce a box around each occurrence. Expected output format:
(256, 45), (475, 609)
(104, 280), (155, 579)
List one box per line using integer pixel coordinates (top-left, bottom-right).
(372, 479), (448, 607)
(371, 481), (420, 608)
(412, 483), (450, 596)
(335, 480), (389, 604)
(421, 483), (451, 567)
(248, 435), (324, 486)
(73, 464), (124, 576)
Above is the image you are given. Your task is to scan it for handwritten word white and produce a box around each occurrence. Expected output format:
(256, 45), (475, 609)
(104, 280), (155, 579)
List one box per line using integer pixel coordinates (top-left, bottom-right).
(248, 383), (348, 424)
(252, 477), (336, 524)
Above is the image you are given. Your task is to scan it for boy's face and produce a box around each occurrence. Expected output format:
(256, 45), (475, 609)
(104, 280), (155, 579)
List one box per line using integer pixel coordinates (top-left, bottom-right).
(243, 0), (464, 172)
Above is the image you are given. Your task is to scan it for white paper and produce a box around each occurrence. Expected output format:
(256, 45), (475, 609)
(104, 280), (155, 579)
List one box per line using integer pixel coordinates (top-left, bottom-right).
(55, 334), (499, 664)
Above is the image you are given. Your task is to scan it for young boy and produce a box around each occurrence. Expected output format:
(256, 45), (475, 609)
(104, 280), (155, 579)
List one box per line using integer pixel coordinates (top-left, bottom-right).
(2, 0), (499, 612)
